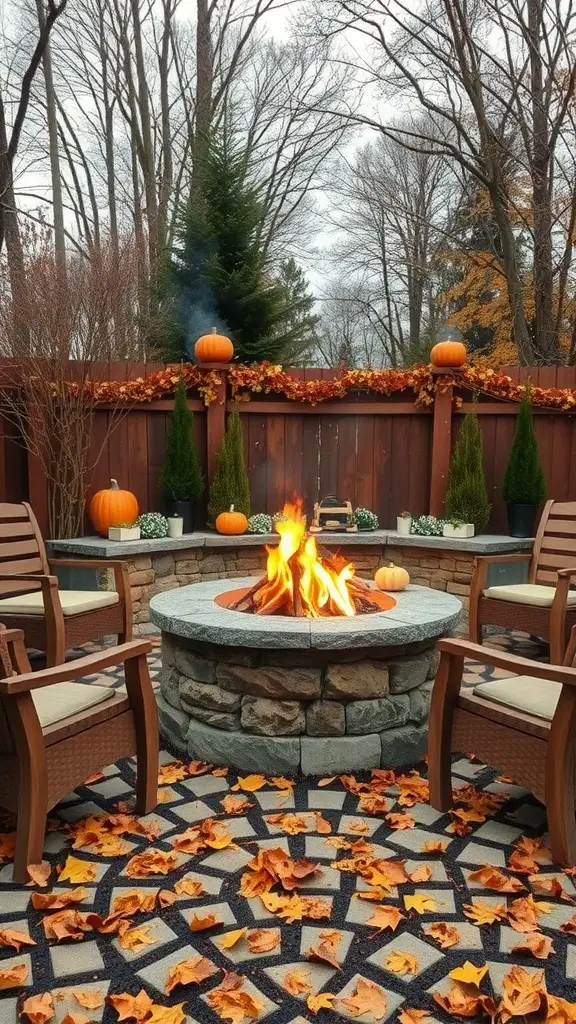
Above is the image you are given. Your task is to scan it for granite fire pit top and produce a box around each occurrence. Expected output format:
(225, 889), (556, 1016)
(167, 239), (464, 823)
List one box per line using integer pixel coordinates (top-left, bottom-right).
(149, 577), (462, 649)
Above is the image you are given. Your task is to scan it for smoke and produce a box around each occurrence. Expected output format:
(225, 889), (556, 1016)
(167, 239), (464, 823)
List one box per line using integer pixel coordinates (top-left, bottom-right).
(179, 282), (229, 359)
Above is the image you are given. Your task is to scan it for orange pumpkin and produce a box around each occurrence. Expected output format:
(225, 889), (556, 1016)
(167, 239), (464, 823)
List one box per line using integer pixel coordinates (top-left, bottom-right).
(374, 563), (410, 592)
(194, 327), (234, 363)
(89, 479), (139, 536)
(215, 505), (248, 535)
(430, 340), (467, 367)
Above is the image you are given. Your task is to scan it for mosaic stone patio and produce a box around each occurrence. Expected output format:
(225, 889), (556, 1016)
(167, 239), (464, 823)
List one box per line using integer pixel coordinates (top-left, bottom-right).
(3, 629), (567, 1024)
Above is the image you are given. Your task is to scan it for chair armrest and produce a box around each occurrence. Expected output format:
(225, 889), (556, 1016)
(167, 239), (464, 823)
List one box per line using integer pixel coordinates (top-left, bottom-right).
(557, 568), (576, 578)
(0, 573), (58, 586)
(48, 558), (129, 570)
(436, 636), (576, 686)
(0, 639), (152, 694)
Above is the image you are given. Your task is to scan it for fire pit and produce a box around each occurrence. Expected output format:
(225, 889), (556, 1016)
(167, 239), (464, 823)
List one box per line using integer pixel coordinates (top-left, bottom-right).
(150, 506), (462, 774)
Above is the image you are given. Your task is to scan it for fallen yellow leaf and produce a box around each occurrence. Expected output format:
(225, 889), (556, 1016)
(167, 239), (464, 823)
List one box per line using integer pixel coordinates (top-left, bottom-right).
(218, 928), (248, 949)
(449, 962), (488, 987)
(58, 856), (97, 884)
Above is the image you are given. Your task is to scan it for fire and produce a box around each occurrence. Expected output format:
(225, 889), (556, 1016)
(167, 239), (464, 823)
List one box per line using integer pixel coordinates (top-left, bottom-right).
(253, 502), (357, 617)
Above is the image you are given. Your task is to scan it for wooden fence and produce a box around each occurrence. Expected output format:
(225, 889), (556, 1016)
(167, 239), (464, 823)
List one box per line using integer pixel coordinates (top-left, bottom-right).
(2, 363), (576, 536)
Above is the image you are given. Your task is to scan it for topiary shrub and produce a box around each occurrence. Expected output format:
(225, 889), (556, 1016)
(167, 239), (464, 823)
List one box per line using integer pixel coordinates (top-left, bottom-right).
(207, 411), (251, 526)
(503, 391), (546, 505)
(137, 512), (168, 539)
(354, 508), (379, 531)
(248, 513), (273, 534)
(445, 410), (491, 531)
(159, 376), (204, 503)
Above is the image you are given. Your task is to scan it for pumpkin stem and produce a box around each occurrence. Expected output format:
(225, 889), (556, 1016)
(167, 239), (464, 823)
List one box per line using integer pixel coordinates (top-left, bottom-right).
(110, 479), (120, 490)
(212, 326), (217, 333)
(229, 504), (235, 512)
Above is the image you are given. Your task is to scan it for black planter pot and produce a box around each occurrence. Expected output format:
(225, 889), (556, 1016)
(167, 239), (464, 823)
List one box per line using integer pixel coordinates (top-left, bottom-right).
(506, 502), (538, 538)
(166, 500), (196, 533)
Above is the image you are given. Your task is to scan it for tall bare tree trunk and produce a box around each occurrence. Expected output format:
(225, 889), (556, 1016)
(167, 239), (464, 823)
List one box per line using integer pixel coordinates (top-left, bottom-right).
(36, 0), (66, 277)
(527, 0), (556, 363)
(130, 0), (159, 287)
(192, 0), (213, 204)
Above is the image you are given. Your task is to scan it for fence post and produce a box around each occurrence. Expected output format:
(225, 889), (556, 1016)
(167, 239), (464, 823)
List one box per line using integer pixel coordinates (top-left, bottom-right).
(205, 367), (228, 484)
(429, 369), (454, 517)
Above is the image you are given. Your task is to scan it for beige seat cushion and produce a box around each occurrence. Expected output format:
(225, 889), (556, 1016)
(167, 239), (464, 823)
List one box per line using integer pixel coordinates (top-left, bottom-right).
(483, 583), (576, 608)
(0, 590), (119, 617)
(33, 682), (116, 728)
(473, 676), (561, 721)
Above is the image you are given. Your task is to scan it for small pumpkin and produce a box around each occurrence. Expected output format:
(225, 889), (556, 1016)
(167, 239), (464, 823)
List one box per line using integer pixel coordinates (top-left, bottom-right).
(194, 327), (234, 364)
(375, 563), (410, 592)
(430, 340), (467, 368)
(89, 479), (139, 536)
(215, 504), (248, 535)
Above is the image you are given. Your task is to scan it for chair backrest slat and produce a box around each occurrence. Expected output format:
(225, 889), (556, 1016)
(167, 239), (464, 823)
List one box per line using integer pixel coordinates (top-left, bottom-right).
(533, 501), (576, 585)
(0, 503), (48, 597)
(540, 535), (576, 553)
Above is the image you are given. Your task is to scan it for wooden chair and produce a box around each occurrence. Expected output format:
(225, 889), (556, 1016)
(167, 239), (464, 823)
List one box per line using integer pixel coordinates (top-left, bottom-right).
(469, 499), (576, 663)
(0, 626), (159, 882)
(0, 501), (132, 666)
(428, 628), (576, 866)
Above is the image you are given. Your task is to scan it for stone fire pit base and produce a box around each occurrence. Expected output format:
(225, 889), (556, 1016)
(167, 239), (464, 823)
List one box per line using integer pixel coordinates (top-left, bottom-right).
(157, 634), (440, 774)
(151, 577), (462, 774)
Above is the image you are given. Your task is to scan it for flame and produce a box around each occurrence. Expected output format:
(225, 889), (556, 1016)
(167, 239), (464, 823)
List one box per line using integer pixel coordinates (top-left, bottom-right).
(253, 502), (357, 617)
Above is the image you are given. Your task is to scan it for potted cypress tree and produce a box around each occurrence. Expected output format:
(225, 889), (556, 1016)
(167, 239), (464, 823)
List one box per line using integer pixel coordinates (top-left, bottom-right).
(207, 411), (251, 526)
(444, 410), (491, 535)
(159, 377), (204, 532)
(502, 390), (545, 537)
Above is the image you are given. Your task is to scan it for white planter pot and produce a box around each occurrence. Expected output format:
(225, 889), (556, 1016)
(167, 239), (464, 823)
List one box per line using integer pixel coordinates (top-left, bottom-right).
(167, 516), (184, 538)
(108, 526), (141, 541)
(396, 517), (412, 536)
(442, 523), (475, 538)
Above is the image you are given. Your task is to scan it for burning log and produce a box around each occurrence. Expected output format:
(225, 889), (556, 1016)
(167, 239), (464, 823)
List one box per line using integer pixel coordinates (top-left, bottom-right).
(229, 501), (383, 618)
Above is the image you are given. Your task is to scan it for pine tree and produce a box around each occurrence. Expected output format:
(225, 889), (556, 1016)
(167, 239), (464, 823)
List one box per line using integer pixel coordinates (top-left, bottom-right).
(502, 391), (546, 504)
(172, 137), (297, 363)
(207, 411), (251, 525)
(159, 377), (204, 502)
(445, 411), (491, 530)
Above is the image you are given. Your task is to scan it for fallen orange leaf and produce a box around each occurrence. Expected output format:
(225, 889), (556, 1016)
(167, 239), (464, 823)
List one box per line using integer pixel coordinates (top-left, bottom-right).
(313, 813), (332, 835)
(366, 904), (406, 932)
(410, 864), (432, 883)
(221, 794), (253, 815)
(307, 992), (337, 1014)
(265, 813), (311, 835)
(173, 877), (206, 898)
(386, 812), (415, 830)
(112, 890), (157, 915)
(507, 894), (552, 933)
(385, 950), (418, 976)
(421, 840), (448, 855)
(146, 1004), (186, 1024)
(118, 924), (156, 952)
(317, 776), (337, 787)
(358, 794), (388, 816)
(218, 928), (248, 949)
(404, 894), (438, 914)
(259, 892), (331, 923)
(58, 855), (97, 884)
(247, 928), (280, 953)
(125, 849), (179, 877)
(158, 762), (188, 784)
(0, 961), (27, 989)
(26, 861), (51, 887)
(32, 888), (89, 911)
(188, 760), (213, 775)
(0, 927), (36, 951)
(283, 968), (312, 996)
(206, 970), (264, 1022)
(399, 1009), (431, 1024)
(528, 874), (575, 902)
(499, 965), (547, 1021)
(511, 932), (555, 959)
(340, 977), (388, 1019)
(307, 928), (342, 969)
(165, 955), (219, 993)
(231, 774), (266, 792)
(72, 990), (104, 1010)
(467, 866), (525, 893)
(0, 832), (16, 861)
(448, 962), (488, 987)
(190, 913), (222, 931)
(433, 984), (495, 1018)
(60, 1013), (90, 1024)
(425, 922), (461, 948)
(158, 889), (177, 908)
(20, 993), (55, 1024)
(42, 909), (91, 943)
(108, 990), (154, 1021)
(463, 900), (508, 926)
